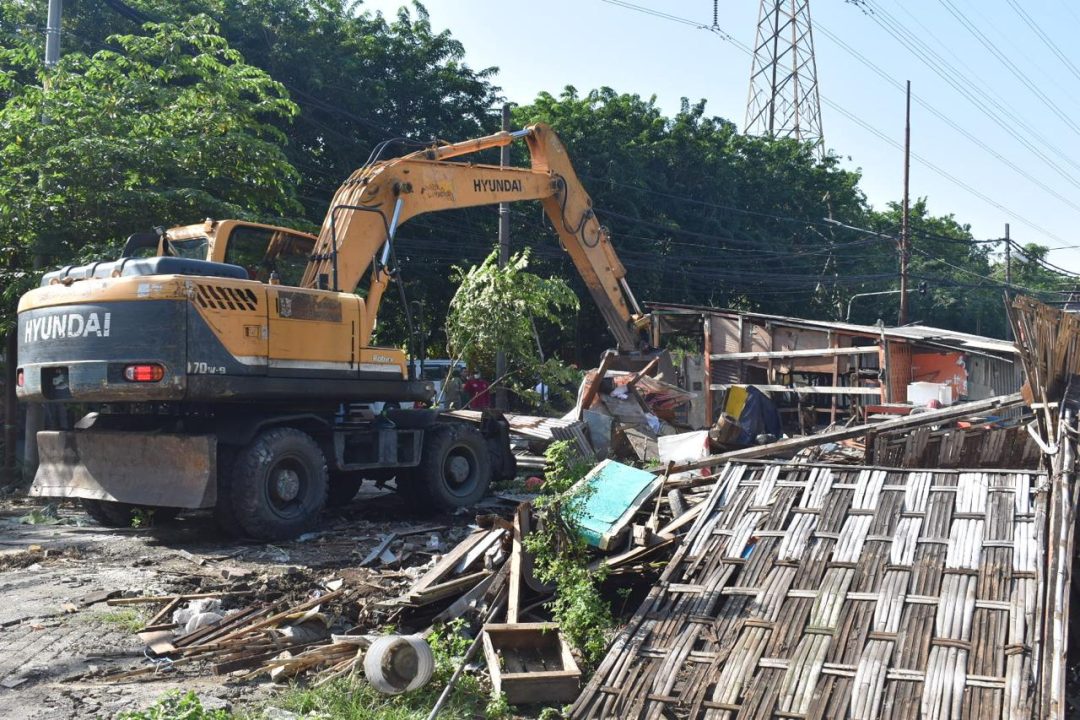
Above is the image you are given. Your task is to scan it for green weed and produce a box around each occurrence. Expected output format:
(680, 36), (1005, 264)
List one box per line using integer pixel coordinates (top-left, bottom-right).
(116, 691), (230, 719)
(523, 441), (615, 667)
(98, 607), (147, 633)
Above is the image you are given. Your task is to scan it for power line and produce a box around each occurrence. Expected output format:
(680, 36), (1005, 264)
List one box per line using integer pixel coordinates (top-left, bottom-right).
(822, 98), (1066, 244)
(854, 0), (1080, 187)
(594, 0), (1070, 246)
(1004, 0), (1080, 87)
(813, 22), (1080, 214)
(936, 0), (1080, 138)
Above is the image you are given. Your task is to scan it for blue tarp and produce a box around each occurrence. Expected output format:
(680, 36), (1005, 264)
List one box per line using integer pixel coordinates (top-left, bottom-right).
(737, 386), (783, 445)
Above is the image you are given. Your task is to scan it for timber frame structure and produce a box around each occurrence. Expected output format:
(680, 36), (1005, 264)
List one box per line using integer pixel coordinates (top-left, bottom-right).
(649, 304), (1021, 428)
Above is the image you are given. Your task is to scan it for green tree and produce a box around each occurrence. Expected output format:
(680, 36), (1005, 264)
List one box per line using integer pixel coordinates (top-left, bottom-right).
(445, 250), (580, 403)
(0, 13), (301, 329)
(509, 87), (871, 359)
(854, 199), (1025, 336)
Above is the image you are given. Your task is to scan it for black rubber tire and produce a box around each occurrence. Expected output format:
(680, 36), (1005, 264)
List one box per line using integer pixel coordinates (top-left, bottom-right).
(225, 427), (328, 540)
(408, 423), (491, 510)
(326, 472), (364, 507)
(81, 499), (179, 527)
(213, 445), (242, 537)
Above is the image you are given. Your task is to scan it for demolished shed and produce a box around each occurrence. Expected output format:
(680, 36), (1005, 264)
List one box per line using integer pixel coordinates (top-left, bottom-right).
(569, 296), (1080, 719)
(649, 305), (1021, 429)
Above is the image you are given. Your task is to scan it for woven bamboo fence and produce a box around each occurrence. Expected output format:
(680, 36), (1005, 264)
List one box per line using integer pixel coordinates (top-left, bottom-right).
(571, 461), (1047, 719)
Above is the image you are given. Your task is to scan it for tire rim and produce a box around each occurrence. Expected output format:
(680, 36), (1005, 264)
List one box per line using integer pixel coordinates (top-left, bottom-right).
(264, 455), (309, 519)
(442, 445), (479, 498)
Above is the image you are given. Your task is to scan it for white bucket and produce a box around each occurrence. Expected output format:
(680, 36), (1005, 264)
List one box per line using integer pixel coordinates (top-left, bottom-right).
(363, 635), (434, 695)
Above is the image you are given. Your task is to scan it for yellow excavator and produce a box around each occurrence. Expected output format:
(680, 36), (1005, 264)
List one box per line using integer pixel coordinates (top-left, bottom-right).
(16, 124), (651, 539)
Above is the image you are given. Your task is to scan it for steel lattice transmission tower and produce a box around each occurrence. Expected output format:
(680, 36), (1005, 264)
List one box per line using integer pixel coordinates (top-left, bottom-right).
(745, 0), (824, 153)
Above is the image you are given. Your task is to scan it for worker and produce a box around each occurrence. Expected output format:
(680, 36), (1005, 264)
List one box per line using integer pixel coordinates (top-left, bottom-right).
(442, 368), (464, 409)
(534, 379), (549, 408)
(464, 371), (491, 409)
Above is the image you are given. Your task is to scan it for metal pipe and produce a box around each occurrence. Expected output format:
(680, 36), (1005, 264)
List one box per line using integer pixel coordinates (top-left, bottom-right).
(845, 289), (905, 322)
(44, 0), (62, 69)
(381, 197), (405, 268)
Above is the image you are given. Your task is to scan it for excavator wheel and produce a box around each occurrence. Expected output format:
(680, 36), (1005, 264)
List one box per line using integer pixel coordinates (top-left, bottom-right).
(220, 427), (328, 540)
(81, 499), (179, 528)
(406, 423), (491, 510)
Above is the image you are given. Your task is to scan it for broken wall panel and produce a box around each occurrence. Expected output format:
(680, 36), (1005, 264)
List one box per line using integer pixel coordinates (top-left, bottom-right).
(570, 461), (1045, 720)
(911, 350), (969, 400)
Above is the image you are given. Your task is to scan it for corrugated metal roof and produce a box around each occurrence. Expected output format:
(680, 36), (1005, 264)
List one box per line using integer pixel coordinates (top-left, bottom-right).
(650, 303), (1017, 356)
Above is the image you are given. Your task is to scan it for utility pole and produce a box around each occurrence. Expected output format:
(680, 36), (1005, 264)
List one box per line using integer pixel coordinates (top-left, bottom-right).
(25, 0), (64, 476)
(494, 103), (511, 410)
(45, 0), (63, 68)
(1004, 223), (1012, 340)
(899, 80), (911, 326)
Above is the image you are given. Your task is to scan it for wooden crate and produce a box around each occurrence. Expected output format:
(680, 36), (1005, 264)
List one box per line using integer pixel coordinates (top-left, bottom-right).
(481, 622), (581, 705)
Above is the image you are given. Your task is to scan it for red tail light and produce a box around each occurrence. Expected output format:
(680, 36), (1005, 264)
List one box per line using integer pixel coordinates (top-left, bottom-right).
(16, 369), (24, 387)
(124, 364), (165, 382)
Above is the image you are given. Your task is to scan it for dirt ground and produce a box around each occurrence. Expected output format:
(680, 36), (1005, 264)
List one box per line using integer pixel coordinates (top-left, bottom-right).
(0, 486), (502, 719)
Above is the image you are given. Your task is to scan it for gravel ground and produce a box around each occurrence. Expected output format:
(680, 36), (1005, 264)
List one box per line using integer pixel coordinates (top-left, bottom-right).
(0, 487), (489, 718)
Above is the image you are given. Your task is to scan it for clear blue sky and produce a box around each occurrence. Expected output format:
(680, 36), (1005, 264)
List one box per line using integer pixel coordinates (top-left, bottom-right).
(360, 0), (1080, 271)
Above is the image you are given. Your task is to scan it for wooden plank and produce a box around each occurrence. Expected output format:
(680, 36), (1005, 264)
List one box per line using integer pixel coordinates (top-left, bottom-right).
(139, 630), (176, 655)
(407, 571), (492, 605)
(663, 393), (1025, 475)
(211, 589), (344, 645)
(176, 603), (275, 649)
(507, 506), (525, 624)
(409, 529), (491, 593)
(107, 590), (255, 605)
(709, 384), (884, 395)
(709, 346), (880, 361)
(578, 353), (614, 420)
(143, 596), (182, 629)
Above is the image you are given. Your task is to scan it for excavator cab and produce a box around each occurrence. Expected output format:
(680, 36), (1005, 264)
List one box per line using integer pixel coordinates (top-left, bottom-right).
(118, 220), (317, 287)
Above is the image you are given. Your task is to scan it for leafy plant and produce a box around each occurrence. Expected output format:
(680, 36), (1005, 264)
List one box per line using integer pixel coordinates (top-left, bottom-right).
(98, 607), (147, 633)
(268, 621), (493, 720)
(523, 441), (614, 666)
(117, 692), (230, 720)
(0, 14), (301, 332)
(446, 249), (580, 400)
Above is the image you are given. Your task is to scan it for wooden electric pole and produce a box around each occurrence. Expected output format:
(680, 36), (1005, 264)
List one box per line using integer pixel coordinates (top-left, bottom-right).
(495, 103), (511, 410)
(1004, 223), (1012, 340)
(24, 0), (64, 476)
(899, 80), (911, 326)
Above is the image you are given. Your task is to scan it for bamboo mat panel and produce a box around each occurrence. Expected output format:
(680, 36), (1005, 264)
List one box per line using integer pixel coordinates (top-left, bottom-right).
(570, 462), (1045, 720)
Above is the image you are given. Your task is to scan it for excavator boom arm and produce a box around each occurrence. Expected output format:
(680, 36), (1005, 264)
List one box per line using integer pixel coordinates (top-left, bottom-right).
(303, 124), (644, 351)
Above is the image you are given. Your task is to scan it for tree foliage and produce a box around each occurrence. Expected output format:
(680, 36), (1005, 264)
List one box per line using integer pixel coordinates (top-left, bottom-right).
(0, 11), (300, 329)
(1, 0), (1071, 348)
(445, 249), (579, 398)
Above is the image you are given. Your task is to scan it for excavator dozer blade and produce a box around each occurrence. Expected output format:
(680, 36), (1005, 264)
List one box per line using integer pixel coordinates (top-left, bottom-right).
(31, 431), (217, 509)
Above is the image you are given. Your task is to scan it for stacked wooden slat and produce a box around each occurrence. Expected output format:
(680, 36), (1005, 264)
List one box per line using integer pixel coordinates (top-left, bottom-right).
(871, 424), (1041, 470)
(570, 461), (1047, 719)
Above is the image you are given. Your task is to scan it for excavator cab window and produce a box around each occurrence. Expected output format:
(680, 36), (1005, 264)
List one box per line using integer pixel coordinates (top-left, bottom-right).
(225, 226), (314, 286)
(167, 237), (210, 260)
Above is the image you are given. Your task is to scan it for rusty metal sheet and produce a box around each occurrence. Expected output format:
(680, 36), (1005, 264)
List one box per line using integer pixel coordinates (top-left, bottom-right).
(31, 431), (216, 508)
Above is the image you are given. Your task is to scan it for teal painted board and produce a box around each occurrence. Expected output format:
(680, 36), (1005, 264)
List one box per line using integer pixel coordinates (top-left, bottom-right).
(572, 459), (662, 550)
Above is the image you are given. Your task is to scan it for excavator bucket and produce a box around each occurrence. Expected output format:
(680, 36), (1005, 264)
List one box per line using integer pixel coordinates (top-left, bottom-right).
(31, 431), (218, 509)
